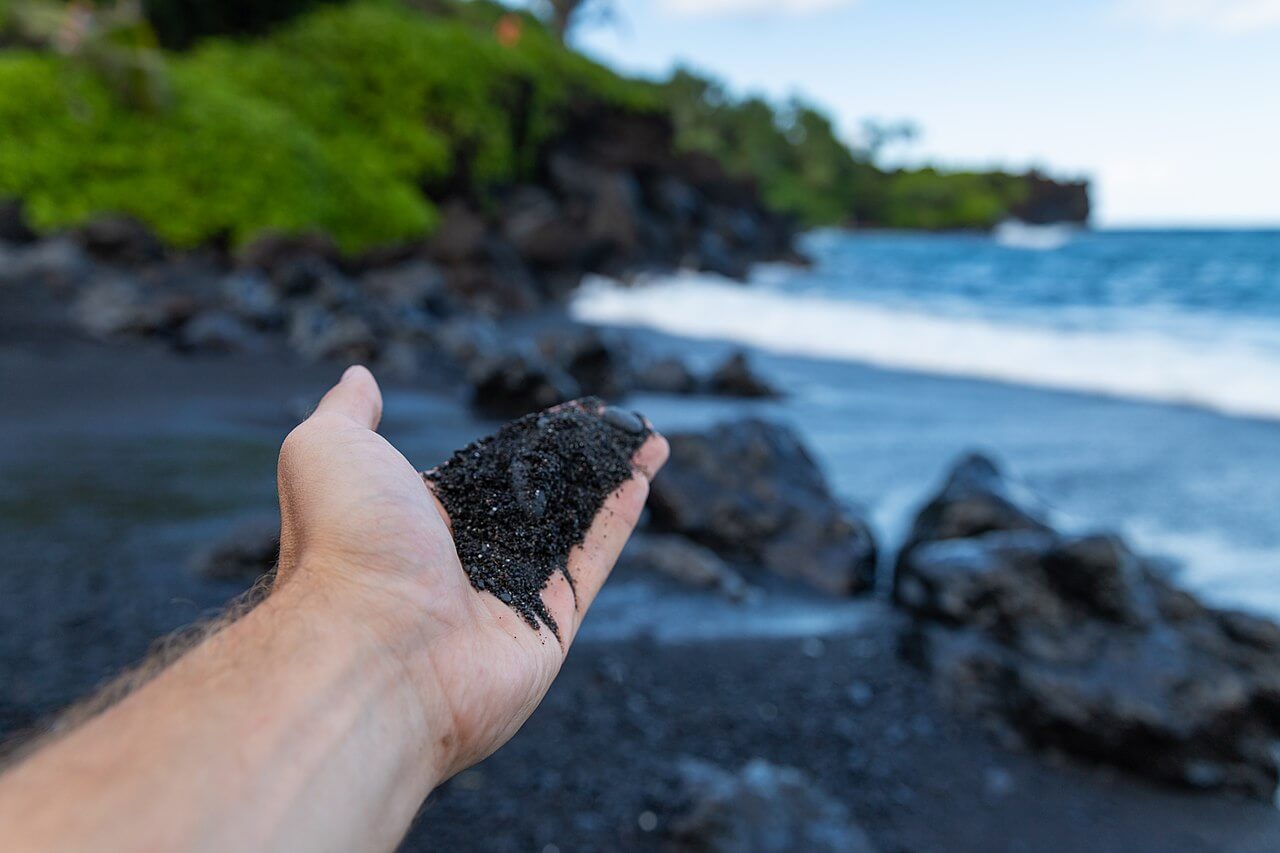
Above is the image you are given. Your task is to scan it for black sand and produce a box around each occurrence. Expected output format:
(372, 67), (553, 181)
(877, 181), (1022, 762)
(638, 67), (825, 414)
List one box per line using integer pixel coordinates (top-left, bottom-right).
(424, 398), (650, 637)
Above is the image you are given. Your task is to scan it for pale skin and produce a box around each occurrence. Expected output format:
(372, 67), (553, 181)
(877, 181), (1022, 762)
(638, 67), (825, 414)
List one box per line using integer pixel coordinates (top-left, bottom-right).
(0, 365), (669, 852)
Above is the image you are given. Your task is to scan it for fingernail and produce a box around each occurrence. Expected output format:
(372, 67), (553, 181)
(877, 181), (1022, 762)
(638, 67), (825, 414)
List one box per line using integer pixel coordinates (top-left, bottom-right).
(341, 365), (362, 382)
(602, 406), (645, 435)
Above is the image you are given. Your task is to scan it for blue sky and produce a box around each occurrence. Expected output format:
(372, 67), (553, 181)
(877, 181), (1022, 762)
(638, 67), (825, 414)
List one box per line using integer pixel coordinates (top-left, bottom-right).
(549, 0), (1280, 226)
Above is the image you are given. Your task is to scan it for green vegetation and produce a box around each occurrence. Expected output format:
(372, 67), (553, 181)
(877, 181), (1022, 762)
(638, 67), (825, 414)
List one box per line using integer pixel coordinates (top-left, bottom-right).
(0, 0), (1051, 253)
(0, 0), (656, 251)
(661, 68), (1029, 230)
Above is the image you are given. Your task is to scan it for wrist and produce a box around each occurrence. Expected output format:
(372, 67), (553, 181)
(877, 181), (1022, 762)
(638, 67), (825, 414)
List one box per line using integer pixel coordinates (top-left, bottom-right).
(269, 563), (455, 791)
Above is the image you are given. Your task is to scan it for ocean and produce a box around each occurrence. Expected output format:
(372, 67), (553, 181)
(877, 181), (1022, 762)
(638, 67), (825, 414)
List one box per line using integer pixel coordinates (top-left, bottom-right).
(573, 228), (1280, 618)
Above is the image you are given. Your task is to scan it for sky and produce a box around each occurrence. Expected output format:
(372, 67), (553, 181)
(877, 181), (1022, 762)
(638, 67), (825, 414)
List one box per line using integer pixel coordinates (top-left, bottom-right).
(554, 0), (1280, 226)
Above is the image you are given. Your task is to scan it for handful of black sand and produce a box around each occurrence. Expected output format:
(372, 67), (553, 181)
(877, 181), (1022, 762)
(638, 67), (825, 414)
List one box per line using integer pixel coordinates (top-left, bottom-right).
(424, 398), (650, 638)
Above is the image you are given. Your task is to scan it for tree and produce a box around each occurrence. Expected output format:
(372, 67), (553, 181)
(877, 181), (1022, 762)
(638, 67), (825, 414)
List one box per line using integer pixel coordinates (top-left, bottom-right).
(536, 0), (613, 44)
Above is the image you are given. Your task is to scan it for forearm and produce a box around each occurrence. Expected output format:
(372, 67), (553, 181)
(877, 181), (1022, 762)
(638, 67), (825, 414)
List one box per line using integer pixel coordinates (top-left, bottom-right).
(0, 569), (445, 852)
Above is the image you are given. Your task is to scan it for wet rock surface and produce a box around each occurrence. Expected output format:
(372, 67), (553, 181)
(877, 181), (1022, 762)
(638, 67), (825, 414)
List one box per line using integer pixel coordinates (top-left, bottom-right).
(647, 419), (877, 595)
(895, 453), (1280, 799)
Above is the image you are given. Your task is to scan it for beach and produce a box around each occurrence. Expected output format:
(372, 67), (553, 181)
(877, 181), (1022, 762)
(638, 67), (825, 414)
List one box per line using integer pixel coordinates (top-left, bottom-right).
(5, 272), (1280, 848)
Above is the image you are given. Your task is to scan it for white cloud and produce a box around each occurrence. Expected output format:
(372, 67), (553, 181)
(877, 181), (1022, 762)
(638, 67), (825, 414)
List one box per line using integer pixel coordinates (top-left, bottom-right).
(659, 0), (857, 17)
(1118, 0), (1280, 34)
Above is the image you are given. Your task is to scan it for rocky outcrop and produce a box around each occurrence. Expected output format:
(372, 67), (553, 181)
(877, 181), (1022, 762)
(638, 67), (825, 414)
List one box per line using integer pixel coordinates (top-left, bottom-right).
(648, 420), (877, 595)
(894, 453), (1280, 799)
(707, 350), (781, 399)
(653, 757), (877, 852)
(1009, 171), (1090, 226)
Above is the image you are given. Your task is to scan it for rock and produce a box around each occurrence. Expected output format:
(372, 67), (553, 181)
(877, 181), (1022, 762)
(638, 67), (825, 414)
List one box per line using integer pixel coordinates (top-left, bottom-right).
(271, 255), (353, 304)
(894, 454), (1280, 799)
(694, 230), (749, 280)
(70, 277), (195, 340)
(539, 326), (633, 400)
(468, 349), (581, 419)
(500, 187), (586, 270)
(237, 232), (342, 280)
(221, 271), (284, 329)
(621, 533), (749, 601)
(656, 757), (876, 852)
(707, 351), (780, 398)
(586, 171), (642, 256)
(0, 199), (36, 244)
(425, 201), (488, 264)
(178, 310), (258, 353)
(430, 316), (502, 367)
(648, 420), (877, 595)
(360, 259), (453, 316)
(635, 356), (699, 395)
(0, 238), (92, 288)
(286, 304), (379, 363)
(443, 238), (543, 315)
(651, 177), (703, 229)
(74, 216), (165, 265)
(896, 452), (1051, 578)
(191, 517), (279, 582)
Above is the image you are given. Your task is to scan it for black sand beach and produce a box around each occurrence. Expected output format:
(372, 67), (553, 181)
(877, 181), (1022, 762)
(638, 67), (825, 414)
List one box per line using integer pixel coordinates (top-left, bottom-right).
(5, 321), (1280, 851)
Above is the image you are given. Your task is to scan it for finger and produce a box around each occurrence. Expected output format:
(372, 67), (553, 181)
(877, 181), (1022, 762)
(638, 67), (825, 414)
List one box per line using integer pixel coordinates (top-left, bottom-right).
(312, 365), (383, 430)
(557, 431), (670, 641)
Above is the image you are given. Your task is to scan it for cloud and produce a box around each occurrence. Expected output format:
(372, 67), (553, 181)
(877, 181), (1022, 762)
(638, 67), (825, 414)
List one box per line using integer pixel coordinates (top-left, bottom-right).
(659, 0), (858, 17)
(1118, 0), (1280, 34)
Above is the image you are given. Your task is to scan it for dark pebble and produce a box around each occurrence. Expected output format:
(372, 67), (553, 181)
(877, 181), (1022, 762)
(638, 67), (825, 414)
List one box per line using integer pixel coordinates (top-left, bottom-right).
(601, 406), (645, 435)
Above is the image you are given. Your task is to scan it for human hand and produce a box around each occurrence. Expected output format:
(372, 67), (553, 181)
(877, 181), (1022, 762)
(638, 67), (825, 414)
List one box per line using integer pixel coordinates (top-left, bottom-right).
(274, 366), (668, 781)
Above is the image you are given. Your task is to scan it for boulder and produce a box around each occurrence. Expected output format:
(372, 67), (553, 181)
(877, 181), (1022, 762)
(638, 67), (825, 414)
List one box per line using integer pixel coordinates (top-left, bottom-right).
(74, 216), (165, 265)
(655, 757), (877, 853)
(70, 277), (195, 341)
(539, 326), (633, 400)
(500, 187), (586, 270)
(221, 271), (285, 329)
(178, 310), (259, 353)
(621, 533), (749, 601)
(191, 517), (279, 582)
(0, 238), (92, 289)
(648, 419), (877, 595)
(635, 356), (699, 395)
(693, 230), (749, 281)
(237, 232), (342, 280)
(895, 452), (1052, 585)
(286, 304), (379, 363)
(360, 259), (453, 317)
(707, 351), (780, 399)
(894, 454), (1280, 799)
(468, 349), (581, 419)
(425, 201), (488, 265)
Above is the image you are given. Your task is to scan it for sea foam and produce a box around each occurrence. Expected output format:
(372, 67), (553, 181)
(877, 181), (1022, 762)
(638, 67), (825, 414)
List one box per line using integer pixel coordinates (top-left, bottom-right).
(572, 272), (1280, 422)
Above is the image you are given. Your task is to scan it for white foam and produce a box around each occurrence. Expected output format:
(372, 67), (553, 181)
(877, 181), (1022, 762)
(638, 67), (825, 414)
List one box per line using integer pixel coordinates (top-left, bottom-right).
(572, 273), (1280, 421)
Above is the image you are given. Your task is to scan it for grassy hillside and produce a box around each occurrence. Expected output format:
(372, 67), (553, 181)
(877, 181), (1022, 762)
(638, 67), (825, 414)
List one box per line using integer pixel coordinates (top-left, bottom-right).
(0, 0), (657, 251)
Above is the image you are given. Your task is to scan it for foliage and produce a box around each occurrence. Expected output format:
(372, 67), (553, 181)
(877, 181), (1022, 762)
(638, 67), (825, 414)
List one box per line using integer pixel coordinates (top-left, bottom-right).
(661, 66), (1033, 230)
(0, 0), (657, 251)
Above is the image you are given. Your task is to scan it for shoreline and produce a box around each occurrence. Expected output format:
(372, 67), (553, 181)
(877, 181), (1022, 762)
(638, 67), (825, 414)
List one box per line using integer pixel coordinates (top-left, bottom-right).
(4, 294), (1280, 847)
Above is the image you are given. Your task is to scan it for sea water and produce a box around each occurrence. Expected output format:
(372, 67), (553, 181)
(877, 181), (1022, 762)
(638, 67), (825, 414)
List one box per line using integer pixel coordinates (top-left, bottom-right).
(573, 228), (1280, 617)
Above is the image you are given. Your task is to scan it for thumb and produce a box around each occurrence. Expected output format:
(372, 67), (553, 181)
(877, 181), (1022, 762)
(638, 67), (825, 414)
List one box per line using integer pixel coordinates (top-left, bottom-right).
(312, 365), (383, 430)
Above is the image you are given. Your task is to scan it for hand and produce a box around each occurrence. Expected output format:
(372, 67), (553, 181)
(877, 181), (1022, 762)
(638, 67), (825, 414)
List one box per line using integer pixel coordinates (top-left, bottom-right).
(274, 366), (669, 780)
